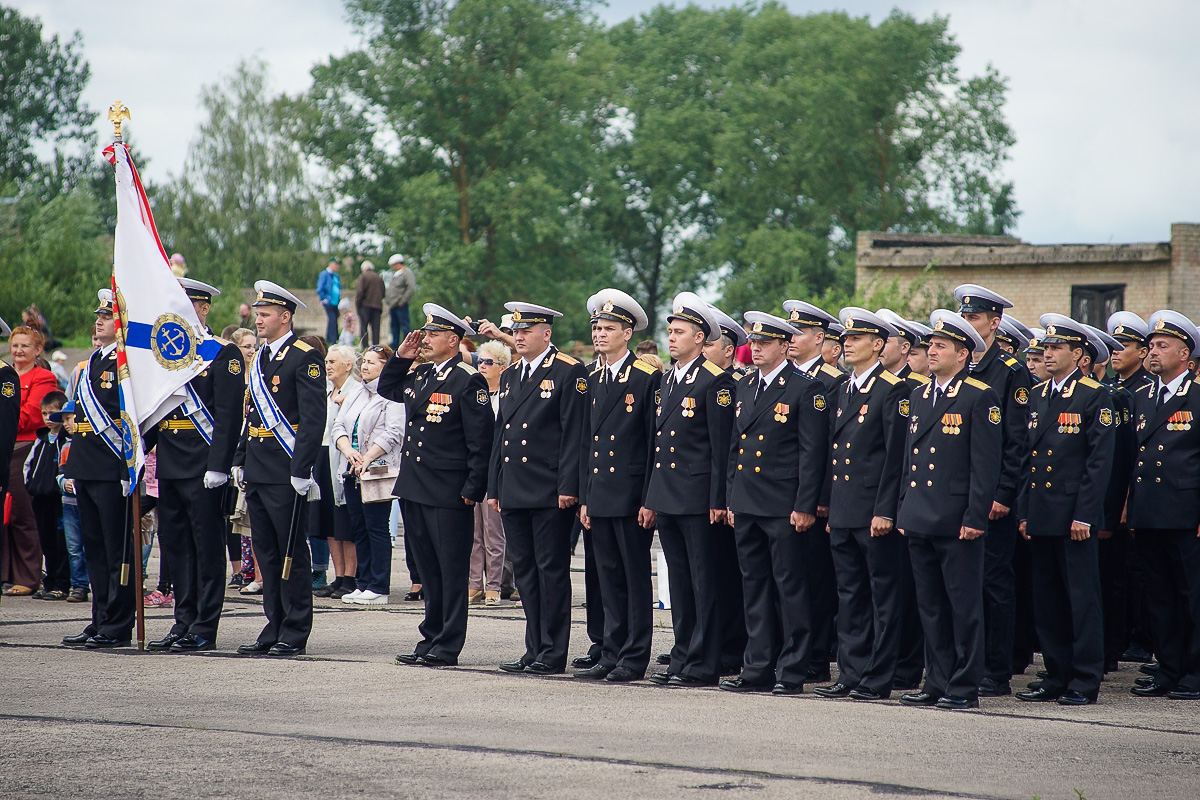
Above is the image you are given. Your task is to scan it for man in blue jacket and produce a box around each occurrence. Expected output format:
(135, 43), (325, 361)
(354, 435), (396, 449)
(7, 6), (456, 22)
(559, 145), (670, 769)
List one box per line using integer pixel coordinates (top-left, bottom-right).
(316, 258), (341, 343)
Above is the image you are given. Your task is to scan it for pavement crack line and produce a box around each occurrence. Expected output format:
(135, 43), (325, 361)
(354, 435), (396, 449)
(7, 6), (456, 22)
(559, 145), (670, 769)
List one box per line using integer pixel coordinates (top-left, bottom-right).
(0, 711), (1009, 800)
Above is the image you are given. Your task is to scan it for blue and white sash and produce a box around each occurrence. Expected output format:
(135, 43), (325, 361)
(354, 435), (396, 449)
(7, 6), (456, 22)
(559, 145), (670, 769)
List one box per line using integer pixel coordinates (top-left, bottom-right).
(77, 358), (125, 460)
(178, 382), (215, 445)
(248, 345), (296, 457)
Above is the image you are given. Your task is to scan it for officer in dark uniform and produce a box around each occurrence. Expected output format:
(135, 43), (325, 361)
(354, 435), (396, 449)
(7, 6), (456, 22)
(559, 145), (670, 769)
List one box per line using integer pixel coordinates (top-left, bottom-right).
(877, 309), (931, 690)
(954, 284), (1032, 697)
(1127, 310), (1200, 699)
(783, 299), (848, 681)
(148, 279), (245, 652)
(489, 302), (588, 675)
(575, 289), (660, 682)
(720, 311), (827, 695)
(1014, 314), (1115, 705)
(61, 291), (136, 649)
(381, 304), (494, 667)
(232, 281), (326, 657)
(896, 310), (1002, 710)
(0, 315), (17, 505)
(995, 316), (1033, 356)
(905, 319), (932, 378)
(813, 308), (909, 701)
(1104, 312), (1155, 665)
(645, 293), (735, 687)
(705, 303), (751, 675)
(823, 321), (846, 369)
(572, 316), (605, 672)
(1024, 329), (1049, 383)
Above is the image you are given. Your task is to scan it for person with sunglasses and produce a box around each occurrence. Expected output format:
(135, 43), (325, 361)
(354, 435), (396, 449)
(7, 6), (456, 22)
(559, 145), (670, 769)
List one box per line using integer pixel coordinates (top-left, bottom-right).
(469, 341), (510, 606)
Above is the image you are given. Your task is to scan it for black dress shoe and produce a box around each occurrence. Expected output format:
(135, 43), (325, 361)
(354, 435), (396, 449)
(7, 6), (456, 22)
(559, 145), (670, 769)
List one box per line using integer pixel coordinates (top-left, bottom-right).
(605, 666), (642, 683)
(1131, 682), (1171, 697)
(719, 677), (772, 693)
(1121, 644), (1153, 663)
(1134, 676), (1155, 687)
(62, 631), (94, 646)
(267, 642), (305, 657)
(171, 634), (215, 652)
(85, 635), (131, 649)
(1026, 680), (1044, 691)
(772, 681), (804, 695)
(805, 666), (832, 683)
(655, 653), (671, 666)
(648, 672), (674, 685)
(573, 664), (613, 680)
(1057, 689), (1096, 705)
(978, 677), (1011, 697)
(849, 687), (887, 701)
(417, 654), (455, 667)
(571, 654), (599, 669)
(667, 673), (715, 687)
(396, 652), (422, 665)
(1035, 669), (1049, 678)
(524, 661), (563, 675)
(936, 695), (978, 710)
(403, 589), (424, 601)
(1139, 661), (1160, 676)
(237, 641), (274, 655)
(1167, 687), (1200, 700)
(147, 632), (185, 651)
(1016, 687), (1062, 702)
(899, 691), (939, 706)
(499, 658), (529, 673)
(813, 682), (854, 698)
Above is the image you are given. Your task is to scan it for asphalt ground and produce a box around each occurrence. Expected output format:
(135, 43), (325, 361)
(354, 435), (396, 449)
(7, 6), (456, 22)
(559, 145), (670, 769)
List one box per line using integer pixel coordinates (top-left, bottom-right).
(1, 545), (1197, 800)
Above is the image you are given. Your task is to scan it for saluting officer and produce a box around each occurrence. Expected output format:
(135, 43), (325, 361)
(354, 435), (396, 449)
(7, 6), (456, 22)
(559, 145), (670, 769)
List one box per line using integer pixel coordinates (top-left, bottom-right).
(954, 284), (1033, 698)
(720, 311), (828, 695)
(1104, 311), (1156, 665)
(1014, 315), (1115, 705)
(1127, 311), (1200, 700)
(575, 289), (660, 682)
(232, 282), (326, 657)
(896, 310), (1002, 710)
(148, 279), (245, 652)
(0, 315), (17, 505)
(645, 293), (736, 687)
(381, 304), (494, 667)
(61, 291), (136, 649)
(813, 309), (909, 701)
(489, 302), (588, 675)
(783, 299), (848, 682)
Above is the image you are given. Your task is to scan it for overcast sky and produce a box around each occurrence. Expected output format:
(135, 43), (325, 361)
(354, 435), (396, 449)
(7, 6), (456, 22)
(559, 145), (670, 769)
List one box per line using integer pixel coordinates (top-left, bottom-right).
(15, 0), (1197, 246)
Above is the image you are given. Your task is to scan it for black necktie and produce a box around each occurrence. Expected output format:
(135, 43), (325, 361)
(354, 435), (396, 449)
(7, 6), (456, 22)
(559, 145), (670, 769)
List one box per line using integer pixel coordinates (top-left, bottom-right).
(756, 378), (767, 401)
(1158, 386), (1169, 409)
(932, 386), (942, 408)
(522, 363), (531, 384)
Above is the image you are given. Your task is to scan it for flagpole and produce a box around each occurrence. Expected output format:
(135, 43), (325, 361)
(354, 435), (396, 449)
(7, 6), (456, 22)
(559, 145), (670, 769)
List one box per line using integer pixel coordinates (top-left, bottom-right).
(108, 99), (146, 651)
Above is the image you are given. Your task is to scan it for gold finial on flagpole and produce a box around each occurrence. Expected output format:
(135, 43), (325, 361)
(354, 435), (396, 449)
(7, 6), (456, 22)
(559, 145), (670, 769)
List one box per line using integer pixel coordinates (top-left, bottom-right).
(108, 100), (131, 141)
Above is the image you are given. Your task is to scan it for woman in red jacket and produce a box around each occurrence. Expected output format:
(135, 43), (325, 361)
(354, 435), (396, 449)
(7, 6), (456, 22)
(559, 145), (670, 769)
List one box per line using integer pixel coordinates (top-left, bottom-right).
(3, 326), (56, 595)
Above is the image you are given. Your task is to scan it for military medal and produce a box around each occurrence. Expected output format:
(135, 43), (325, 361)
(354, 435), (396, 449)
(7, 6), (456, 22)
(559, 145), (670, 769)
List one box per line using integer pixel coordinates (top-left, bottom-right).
(271, 375), (280, 393)
(625, 393), (635, 412)
(681, 396), (697, 417)
(1168, 410), (1193, 431)
(858, 403), (869, 424)
(100, 370), (114, 389)
(427, 392), (453, 422)
(941, 413), (962, 434)
(1057, 412), (1081, 433)
(774, 402), (790, 423)
(539, 379), (554, 399)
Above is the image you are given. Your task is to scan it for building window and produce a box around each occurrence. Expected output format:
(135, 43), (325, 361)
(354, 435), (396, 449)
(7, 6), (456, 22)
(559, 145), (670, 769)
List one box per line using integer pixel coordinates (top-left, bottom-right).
(1071, 284), (1124, 328)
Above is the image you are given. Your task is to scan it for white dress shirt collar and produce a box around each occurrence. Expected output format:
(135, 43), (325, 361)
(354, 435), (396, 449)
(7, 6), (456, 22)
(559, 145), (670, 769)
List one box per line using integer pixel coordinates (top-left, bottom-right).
(673, 355), (700, 383)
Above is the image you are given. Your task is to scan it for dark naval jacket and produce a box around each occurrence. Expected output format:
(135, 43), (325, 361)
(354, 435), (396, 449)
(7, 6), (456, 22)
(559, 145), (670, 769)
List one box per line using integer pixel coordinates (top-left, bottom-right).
(969, 340), (1033, 509)
(1127, 372), (1200, 531)
(64, 345), (126, 481)
(153, 338), (245, 480)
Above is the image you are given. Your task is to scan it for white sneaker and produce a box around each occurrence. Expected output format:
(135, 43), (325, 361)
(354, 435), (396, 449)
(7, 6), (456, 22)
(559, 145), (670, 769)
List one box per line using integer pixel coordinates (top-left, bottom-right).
(353, 590), (389, 606)
(341, 589), (364, 604)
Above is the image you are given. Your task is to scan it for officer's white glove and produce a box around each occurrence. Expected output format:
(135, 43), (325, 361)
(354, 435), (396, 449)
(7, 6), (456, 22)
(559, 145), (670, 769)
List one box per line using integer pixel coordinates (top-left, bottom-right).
(290, 476), (315, 496)
(204, 471), (229, 490)
(231, 466), (245, 490)
(121, 479), (132, 497)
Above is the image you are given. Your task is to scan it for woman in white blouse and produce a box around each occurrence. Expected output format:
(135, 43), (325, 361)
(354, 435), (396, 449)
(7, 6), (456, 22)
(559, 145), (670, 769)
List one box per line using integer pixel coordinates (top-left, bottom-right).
(316, 345), (362, 600)
(332, 345), (405, 606)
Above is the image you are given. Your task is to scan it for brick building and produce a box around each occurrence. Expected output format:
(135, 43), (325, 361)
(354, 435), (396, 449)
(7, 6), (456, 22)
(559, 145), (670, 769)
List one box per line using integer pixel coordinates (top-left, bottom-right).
(855, 223), (1200, 328)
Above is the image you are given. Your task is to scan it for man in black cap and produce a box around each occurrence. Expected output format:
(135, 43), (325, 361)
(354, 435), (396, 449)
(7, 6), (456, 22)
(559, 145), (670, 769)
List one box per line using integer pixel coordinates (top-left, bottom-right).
(489, 302), (588, 675)
(382, 304), (494, 667)
(576, 290), (660, 682)
(1104, 312), (1155, 665)
(813, 308), (910, 701)
(1126, 310), (1200, 700)
(148, 279), (245, 652)
(720, 311), (827, 695)
(61, 291), (136, 649)
(896, 310), (1002, 710)
(954, 284), (1033, 697)
(645, 292), (736, 687)
(233, 281), (326, 657)
(1015, 314), (1115, 705)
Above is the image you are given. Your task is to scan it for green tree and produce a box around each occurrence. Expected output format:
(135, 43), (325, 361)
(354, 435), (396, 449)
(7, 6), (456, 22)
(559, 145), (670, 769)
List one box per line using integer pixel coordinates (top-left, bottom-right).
(155, 58), (325, 297)
(287, 0), (611, 341)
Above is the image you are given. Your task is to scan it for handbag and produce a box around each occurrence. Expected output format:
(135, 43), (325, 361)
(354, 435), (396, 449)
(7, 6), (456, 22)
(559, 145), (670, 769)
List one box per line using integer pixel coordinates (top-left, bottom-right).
(359, 463), (398, 503)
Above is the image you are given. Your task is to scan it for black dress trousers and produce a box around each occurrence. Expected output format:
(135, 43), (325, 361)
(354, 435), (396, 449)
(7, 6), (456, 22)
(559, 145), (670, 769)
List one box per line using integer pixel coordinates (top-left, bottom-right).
(502, 506), (574, 669)
(1029, 534), (1104, 696)
(75, 479), (135, 640)
(808, 524), (839, 668)
(982, 511), (1019, 682)
(582, 525), (604, 660)
(908, 533), (985, 701)
(246, 483), (312, 648)
(714, 519), (747, 670)
(1137, 529), (1200, 690)
(402, 499), (475, 663)
(658, 512), (722, 682)
(158, 476), (228, 641)
(590, 514), (653, 674)
(828, 525), (905, 694)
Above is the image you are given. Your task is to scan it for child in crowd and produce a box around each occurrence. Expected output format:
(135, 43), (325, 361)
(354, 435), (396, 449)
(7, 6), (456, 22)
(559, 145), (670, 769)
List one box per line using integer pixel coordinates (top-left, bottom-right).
(54, 401), (89, 602)
(25, 391), (70, 599)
